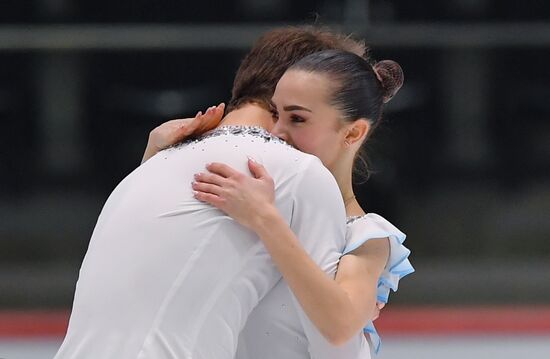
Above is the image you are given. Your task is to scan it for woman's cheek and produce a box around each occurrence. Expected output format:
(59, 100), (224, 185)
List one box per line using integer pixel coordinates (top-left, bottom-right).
(302, 139), (325, 158)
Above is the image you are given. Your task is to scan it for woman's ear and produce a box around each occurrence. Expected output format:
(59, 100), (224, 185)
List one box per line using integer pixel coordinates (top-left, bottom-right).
(344, 119), (370, 147)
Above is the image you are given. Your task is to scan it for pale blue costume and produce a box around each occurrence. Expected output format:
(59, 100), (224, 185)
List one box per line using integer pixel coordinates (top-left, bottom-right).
(345, 213), (415, 354)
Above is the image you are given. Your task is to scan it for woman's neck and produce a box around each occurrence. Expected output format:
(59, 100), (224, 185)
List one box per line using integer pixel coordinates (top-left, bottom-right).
(330, 157), (366, 217)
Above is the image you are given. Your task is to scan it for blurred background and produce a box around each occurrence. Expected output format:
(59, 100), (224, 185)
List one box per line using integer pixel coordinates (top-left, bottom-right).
(1, 0), (549, 358)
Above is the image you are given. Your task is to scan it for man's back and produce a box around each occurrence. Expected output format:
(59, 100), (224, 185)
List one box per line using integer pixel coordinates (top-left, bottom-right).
(55, 126), (346, 359)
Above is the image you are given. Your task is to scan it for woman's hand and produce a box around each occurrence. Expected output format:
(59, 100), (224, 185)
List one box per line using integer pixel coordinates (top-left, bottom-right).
(363, 299), (385, 341)
(141, 103), (225, 163)
(192, 158), (276, 230)
(372, 302), (385, 321)
(196, 159), (390, 346)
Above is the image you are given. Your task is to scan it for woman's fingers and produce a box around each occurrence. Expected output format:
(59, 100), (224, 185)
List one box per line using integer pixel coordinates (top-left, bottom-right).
(193, 103), (224, 133)
(193, 191), (226, 209)
(148, 118), (191, 149)
(206, 162), (240, 179)
(191, 181), (224, 196)
(146, 102), (224, 159)
(172, 102), (225, 140)
(247, 157), (269, 180)
(175, 117), (199, 137)
(179, 106), (214, 135)
(193, 159), (276, 230)
(372, 307), (380, 321)
(180, 111), (204, 136)
(372, 302), (385, 321)
(205, 103), (225, 128)
(194, 172), (227, 187)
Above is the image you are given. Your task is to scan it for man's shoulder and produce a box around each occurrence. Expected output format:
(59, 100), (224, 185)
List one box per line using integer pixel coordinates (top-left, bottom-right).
(261, 145), (328, 176)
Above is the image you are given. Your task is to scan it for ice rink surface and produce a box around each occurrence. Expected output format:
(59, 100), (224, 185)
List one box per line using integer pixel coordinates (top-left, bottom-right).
(1, 335), (549, 359)
(378, 335), (550, 359)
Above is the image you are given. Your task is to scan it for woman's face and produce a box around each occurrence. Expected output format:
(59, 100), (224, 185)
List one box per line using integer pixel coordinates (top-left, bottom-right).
(271, 70), (347, 169)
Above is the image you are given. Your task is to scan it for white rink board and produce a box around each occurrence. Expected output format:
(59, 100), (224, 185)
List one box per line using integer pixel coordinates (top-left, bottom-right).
(0, 335), (549, 359)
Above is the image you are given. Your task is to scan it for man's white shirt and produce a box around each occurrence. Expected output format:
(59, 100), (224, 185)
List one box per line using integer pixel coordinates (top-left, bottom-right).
(54, 126), (347, 359)
(236, 275), (372, 359)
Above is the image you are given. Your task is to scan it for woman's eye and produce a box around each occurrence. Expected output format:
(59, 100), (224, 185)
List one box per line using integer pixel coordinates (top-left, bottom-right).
(290, 115), (305, 123)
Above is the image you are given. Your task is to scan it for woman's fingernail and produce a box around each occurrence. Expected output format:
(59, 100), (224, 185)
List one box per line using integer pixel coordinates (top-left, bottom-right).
(247, 156), (256, 163)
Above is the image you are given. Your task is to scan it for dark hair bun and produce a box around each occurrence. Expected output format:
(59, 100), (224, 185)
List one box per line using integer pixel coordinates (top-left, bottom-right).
(373, 60), (404, 103)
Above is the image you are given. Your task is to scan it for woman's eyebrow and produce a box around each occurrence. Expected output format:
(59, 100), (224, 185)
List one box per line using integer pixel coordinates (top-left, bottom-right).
(283, 105), (312, 112)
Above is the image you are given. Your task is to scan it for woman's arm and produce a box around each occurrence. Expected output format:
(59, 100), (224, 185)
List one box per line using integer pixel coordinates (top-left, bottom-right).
(252, 209), (389, 345)
(192, 159), (389, 345)
(141, 103), (224, 164)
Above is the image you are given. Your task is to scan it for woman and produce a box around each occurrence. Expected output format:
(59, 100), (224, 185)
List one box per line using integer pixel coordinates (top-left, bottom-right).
(145, 50), (413, 355)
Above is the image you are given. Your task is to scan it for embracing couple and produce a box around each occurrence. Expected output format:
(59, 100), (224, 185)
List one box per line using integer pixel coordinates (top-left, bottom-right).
(54, 25), (413, 359)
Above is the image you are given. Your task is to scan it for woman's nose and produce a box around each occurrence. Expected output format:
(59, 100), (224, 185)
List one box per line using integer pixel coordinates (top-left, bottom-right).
(271, 122), (288, 141)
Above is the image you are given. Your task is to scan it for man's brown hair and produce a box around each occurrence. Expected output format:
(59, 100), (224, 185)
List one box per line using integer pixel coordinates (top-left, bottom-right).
(227, 26), (369, 112)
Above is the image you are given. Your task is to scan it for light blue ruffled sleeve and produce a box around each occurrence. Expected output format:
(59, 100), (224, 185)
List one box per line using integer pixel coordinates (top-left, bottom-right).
(343, 213), (414, 354)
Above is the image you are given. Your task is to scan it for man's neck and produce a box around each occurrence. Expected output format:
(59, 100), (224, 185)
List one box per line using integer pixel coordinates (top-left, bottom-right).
(218, 103), (274, 130)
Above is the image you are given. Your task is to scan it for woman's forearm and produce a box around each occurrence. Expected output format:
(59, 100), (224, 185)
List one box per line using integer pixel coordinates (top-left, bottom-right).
(191, 159), (388, 344)
(141, 104), (225, 164)
(252, 206), (378, 345)
(141, 140), (160, 164)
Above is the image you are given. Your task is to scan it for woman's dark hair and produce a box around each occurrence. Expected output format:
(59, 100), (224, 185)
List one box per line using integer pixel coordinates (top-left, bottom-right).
(228, 26), (368, 113)
(289, 49), (403, 129)
(289, 49), (404, 181)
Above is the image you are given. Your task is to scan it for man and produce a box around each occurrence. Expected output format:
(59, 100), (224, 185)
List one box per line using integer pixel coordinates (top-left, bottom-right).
(55, 26), (368, 359)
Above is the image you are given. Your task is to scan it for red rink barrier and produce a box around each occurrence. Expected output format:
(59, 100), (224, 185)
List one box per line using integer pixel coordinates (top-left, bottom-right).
(375, 306), (550, 335)
(1, 307), (550, 337)
(0, 310), (69, 337)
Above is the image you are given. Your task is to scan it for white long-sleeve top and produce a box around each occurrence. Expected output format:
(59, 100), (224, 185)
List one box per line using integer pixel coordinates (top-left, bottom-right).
(54, 126), (346, 359)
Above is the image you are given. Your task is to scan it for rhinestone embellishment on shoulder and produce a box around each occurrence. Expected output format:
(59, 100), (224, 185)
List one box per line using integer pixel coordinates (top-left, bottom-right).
(169, 125), (290, 150)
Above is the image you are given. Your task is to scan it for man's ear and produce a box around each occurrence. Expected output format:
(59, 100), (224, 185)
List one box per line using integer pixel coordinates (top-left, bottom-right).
(344, 119), (370, 147)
